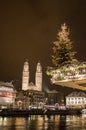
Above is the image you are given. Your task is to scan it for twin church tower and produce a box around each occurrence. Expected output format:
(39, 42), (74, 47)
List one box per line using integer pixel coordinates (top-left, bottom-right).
(22, 61), (42, 91)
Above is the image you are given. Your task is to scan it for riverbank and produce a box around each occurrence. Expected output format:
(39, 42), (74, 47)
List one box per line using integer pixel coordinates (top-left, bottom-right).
(0, 109), (82, 117)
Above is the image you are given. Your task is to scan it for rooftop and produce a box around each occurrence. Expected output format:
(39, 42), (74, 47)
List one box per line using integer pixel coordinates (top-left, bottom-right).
(66, 91), (86, 97)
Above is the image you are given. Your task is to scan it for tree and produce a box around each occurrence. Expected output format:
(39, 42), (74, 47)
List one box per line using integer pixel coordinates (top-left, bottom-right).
(52, 23), (77, 68)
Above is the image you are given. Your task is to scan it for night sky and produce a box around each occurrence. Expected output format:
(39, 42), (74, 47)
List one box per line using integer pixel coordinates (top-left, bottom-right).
(0, 0), (86, 91)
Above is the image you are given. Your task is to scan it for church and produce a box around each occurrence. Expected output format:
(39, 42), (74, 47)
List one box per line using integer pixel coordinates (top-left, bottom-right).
(22, 60), (42, 91)
(16, 60), (44, 109)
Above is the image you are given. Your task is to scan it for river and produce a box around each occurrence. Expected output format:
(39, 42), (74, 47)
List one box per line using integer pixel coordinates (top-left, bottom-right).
(0, 114), (86, 130)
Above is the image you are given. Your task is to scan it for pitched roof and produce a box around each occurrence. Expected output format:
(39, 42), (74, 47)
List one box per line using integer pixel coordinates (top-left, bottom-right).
(66, 91), (86, 97)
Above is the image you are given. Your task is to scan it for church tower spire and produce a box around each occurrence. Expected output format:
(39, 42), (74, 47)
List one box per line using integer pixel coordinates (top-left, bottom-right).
(35, 62), (42, 91)
(22, 60), (29, 90)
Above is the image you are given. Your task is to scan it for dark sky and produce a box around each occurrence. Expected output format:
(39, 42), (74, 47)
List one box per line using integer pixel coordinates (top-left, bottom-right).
(0, 0), (86, 90)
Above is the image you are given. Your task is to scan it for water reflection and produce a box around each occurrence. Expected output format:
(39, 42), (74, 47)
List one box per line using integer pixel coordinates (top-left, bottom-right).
(0, 115), (86, 130)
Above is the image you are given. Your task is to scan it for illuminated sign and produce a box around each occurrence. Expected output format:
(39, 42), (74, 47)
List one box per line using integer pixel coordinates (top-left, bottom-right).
(0, 90), (16, 98)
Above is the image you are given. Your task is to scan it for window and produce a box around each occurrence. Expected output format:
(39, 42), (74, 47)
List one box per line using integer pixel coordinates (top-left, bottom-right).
(71, 98), (74, 100)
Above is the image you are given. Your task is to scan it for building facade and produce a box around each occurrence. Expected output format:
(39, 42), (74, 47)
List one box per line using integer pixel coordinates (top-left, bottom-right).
(46, 90), (63, 105)
(0, 82), (16, 108)
(22, 61), (29, 90)
(22, 61), (42, 91)
(16, 89), (45, 109)
(19, 61), (44, 109)
(66, 91), (86, 108)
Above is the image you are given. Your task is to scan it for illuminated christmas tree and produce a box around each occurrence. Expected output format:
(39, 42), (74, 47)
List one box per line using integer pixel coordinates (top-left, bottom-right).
(52, 23), (77, 68)
(47, 24), (86, 91)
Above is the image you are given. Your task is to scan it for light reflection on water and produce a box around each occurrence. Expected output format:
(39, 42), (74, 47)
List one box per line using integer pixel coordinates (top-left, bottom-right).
(0, 115), (86, 130)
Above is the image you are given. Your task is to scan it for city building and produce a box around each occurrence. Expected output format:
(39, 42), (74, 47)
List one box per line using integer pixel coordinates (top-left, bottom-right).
(16, 60), (44, 109)
(22, 61), (42, 91)
(66, 91), (86, 108)
(0, 81), (16, 109)
(46, 90), (63, 105)
(16, 90), (45, 109)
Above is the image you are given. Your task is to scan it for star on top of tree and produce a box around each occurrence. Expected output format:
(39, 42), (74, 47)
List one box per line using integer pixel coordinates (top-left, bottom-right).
(58, 23), (70, 42)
